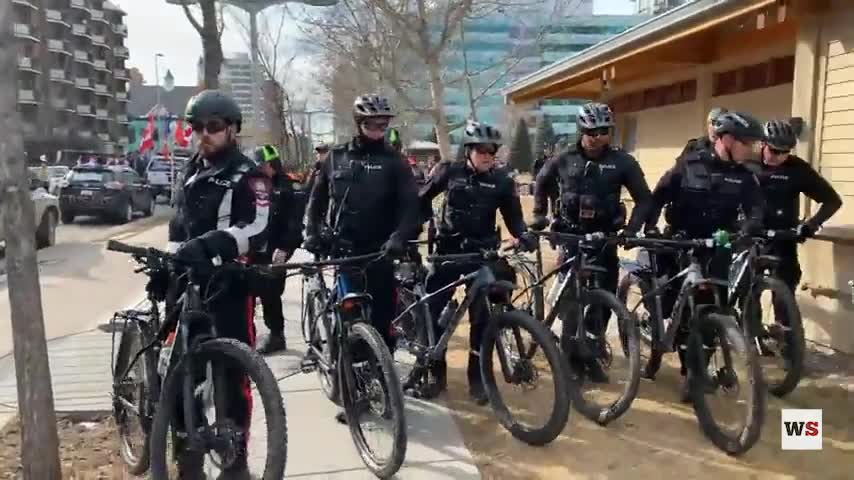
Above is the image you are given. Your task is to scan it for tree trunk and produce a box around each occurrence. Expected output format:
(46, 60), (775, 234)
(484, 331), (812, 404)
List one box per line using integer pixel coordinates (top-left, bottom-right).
(426, 56), (452, 161)
(0, 3), (62, 479)
(200, 0), (222, 89)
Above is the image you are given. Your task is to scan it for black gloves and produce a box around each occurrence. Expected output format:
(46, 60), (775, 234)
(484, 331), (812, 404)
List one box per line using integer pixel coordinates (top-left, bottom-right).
(303, 234), (326, 254)
(381, 235), (406, 258)
(175, 230), (239, 267)
(530, 216), (549, 231)
(797, 223), (817, 242)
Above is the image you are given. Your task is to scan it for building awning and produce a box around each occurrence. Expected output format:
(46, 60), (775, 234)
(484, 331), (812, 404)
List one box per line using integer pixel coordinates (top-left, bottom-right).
(503, 0), (803, 104)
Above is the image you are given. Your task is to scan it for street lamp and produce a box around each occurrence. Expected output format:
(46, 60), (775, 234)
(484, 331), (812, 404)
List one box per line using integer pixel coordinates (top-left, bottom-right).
(166, 0), (337, 147)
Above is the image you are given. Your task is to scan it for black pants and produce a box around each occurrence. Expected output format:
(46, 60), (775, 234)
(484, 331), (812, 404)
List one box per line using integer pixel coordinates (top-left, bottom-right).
(166, 274), (256, 447)
(769, 240), (801, 292)
(338, 258), (397, 350)
(557, 243), (619, 355)
(425, 255), (516, 358)
(253, 252), (286, 336)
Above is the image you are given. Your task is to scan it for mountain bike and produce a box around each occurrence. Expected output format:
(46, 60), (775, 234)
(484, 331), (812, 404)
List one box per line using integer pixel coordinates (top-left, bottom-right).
(515, 230), (640, 426)
(107, 240), (287, 479)
(299, 250), (407, 479)
(617, 234), (765, 456)
(392, 246), (571, 446)
(728, 229), (804, 397)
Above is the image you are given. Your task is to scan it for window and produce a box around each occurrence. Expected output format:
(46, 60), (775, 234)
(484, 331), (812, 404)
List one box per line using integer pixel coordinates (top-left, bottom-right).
(770, 55), (795, 86)
(713, 69), (739, 96)
(742, 62), (770, 91)
(621, 116), (638, 154)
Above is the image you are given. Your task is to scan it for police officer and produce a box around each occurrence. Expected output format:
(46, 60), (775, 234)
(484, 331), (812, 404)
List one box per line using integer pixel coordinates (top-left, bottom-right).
(251, 144), (305, 354)
(756, 120), (841, 291)
(304, 94), (420, 419)
(167, 90), (270, 479)
(645, 111), (765, 401)
(531, 102), (651, 383)
(418, 121), (535, 403)
(681, 107), (728, 157)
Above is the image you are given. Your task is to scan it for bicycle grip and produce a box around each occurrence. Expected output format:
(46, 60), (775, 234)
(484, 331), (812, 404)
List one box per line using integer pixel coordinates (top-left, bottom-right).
(107, 239), (145, 255)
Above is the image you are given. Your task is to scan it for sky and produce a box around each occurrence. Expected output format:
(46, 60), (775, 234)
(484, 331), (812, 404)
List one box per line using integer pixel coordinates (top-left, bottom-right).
(116, 0), (636, 88)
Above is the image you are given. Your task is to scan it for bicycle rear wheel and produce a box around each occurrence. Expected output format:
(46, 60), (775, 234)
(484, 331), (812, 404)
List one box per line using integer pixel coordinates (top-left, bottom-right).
(480, 310), (571, 446)
(149, 338), (288, 479)
(742, 276), (804, 397)
(617, 272), (663, 379)
(113, 319), (157, 475)
(688, 312), (765, 456)
(340, 322), (407, 478)
(306, 286), (338, 402)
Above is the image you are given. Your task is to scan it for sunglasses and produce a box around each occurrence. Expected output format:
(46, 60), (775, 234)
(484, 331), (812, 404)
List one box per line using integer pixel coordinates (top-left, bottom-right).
(362, 120), (390, 132)
(582, 128), (611, 138)
(473, 145), (498, 155)
(768, 147), (790, 155)
(191, 119), (229, 134)
(315, 148), (329, 154)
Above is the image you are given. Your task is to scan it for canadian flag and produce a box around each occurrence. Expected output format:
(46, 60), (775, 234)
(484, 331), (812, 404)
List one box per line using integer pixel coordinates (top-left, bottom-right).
(138, 115), (156, 153)
(175, 118), (192, 147)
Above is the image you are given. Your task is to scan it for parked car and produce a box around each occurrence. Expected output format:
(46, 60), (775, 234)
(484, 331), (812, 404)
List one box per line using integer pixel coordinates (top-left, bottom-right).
(0, 174), (60, 249)
(59, 166), (155, 224)
(145, 155), (188, 201)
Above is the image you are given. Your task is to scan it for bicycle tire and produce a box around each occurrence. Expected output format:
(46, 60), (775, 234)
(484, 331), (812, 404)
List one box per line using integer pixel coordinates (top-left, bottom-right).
(340, 322), (407, 478)
(742, 276), (804, 397)
(508, 256), (543, 321)
(617, 273), (663, 379)
(396, 288), (432, 395)
(149, 338), (288, 479)
(688, 312), (765, 456)
(480, 310), (571, 446)
(113, 320), (157, 475)
(570, 289), (641, 426)
(307, 287), (338, 402)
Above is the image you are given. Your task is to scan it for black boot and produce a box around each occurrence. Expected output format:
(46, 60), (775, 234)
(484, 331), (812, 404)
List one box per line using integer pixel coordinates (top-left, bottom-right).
(216, 456), (255, 480)
(256, 332), (287, 355)
(467, 353), (488, 406)
(176, 444), (205, 480)
(431, 360), (448, 395)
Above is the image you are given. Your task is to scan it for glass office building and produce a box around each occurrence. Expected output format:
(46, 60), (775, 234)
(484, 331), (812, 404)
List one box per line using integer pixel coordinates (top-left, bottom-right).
(424, 13), (647, 147)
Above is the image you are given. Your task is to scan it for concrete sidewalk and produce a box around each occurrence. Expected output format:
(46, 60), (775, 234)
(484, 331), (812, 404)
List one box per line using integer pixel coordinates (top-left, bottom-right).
(0, 251), (481, 479)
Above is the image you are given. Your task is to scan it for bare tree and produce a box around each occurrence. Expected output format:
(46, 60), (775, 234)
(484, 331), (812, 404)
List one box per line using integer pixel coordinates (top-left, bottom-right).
(173, 0), (226, 88)
(302, 0), (566, 160)
(0, 3), (62, 478)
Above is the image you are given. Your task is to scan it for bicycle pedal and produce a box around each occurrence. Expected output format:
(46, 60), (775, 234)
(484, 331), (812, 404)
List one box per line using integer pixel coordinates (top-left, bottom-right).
(299, 357), (318, 373)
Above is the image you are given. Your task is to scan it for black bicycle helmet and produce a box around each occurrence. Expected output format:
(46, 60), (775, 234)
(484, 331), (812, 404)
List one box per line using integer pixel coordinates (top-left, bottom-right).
(763, 120), (797, 151)
(353, 94), (395, 119)
(185, 89), (243, 132)
(462, 121), (502, 147)
(714, 111), (763, 142)
(576, 102), (614, 130)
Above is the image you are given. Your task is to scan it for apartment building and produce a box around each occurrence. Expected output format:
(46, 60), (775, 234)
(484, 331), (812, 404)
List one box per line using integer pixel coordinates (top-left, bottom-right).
(14, 0), (131, 159)
(634, 0), (691, 16)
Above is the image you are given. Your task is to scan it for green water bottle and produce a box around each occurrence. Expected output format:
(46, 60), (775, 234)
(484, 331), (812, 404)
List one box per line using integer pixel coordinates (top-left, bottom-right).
(713, 229), (732, 249)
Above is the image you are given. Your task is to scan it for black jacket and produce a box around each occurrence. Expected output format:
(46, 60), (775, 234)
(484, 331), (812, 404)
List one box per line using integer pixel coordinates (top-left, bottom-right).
(263, 172), (305, 254)
(305, 137), (420, 253)
(680, 136), (712, 158)
(752, 155), (841, 230)
(534, 143), (651, 232)
(168, 144), (271, 256)
(647, 149), (764, 238)
(419, 161), (526, 247)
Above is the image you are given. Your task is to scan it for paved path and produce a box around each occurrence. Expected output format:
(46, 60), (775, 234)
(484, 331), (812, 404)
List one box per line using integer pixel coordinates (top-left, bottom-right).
(0, 246), (480, 478)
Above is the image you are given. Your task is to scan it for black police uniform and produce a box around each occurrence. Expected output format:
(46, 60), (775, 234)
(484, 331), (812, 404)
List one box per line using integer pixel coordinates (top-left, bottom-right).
(254, 171), (305, 337)
(167, 143), (271, 455)
(753, 155), (841, 289)
(304, 137), (420, 347)
(534, 143), (651, 360)
(419, 160), (525, 373)
(646, 147), (764, 375)
(680, 135), (713, 158)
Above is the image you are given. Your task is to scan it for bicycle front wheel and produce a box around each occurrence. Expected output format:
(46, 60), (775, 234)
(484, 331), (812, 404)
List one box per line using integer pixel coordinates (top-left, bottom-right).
(481, 310), (571, 446)
(688, 312), (765, 456)
(742, 276), (804, 397)
(149, 338), (288, 480)
(340, 322), (407, 478)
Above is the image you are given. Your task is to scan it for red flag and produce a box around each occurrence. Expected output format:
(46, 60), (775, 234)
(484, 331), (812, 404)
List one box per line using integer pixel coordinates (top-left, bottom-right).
(175, 118), (192, 147)
(139, 115), (155, 153)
